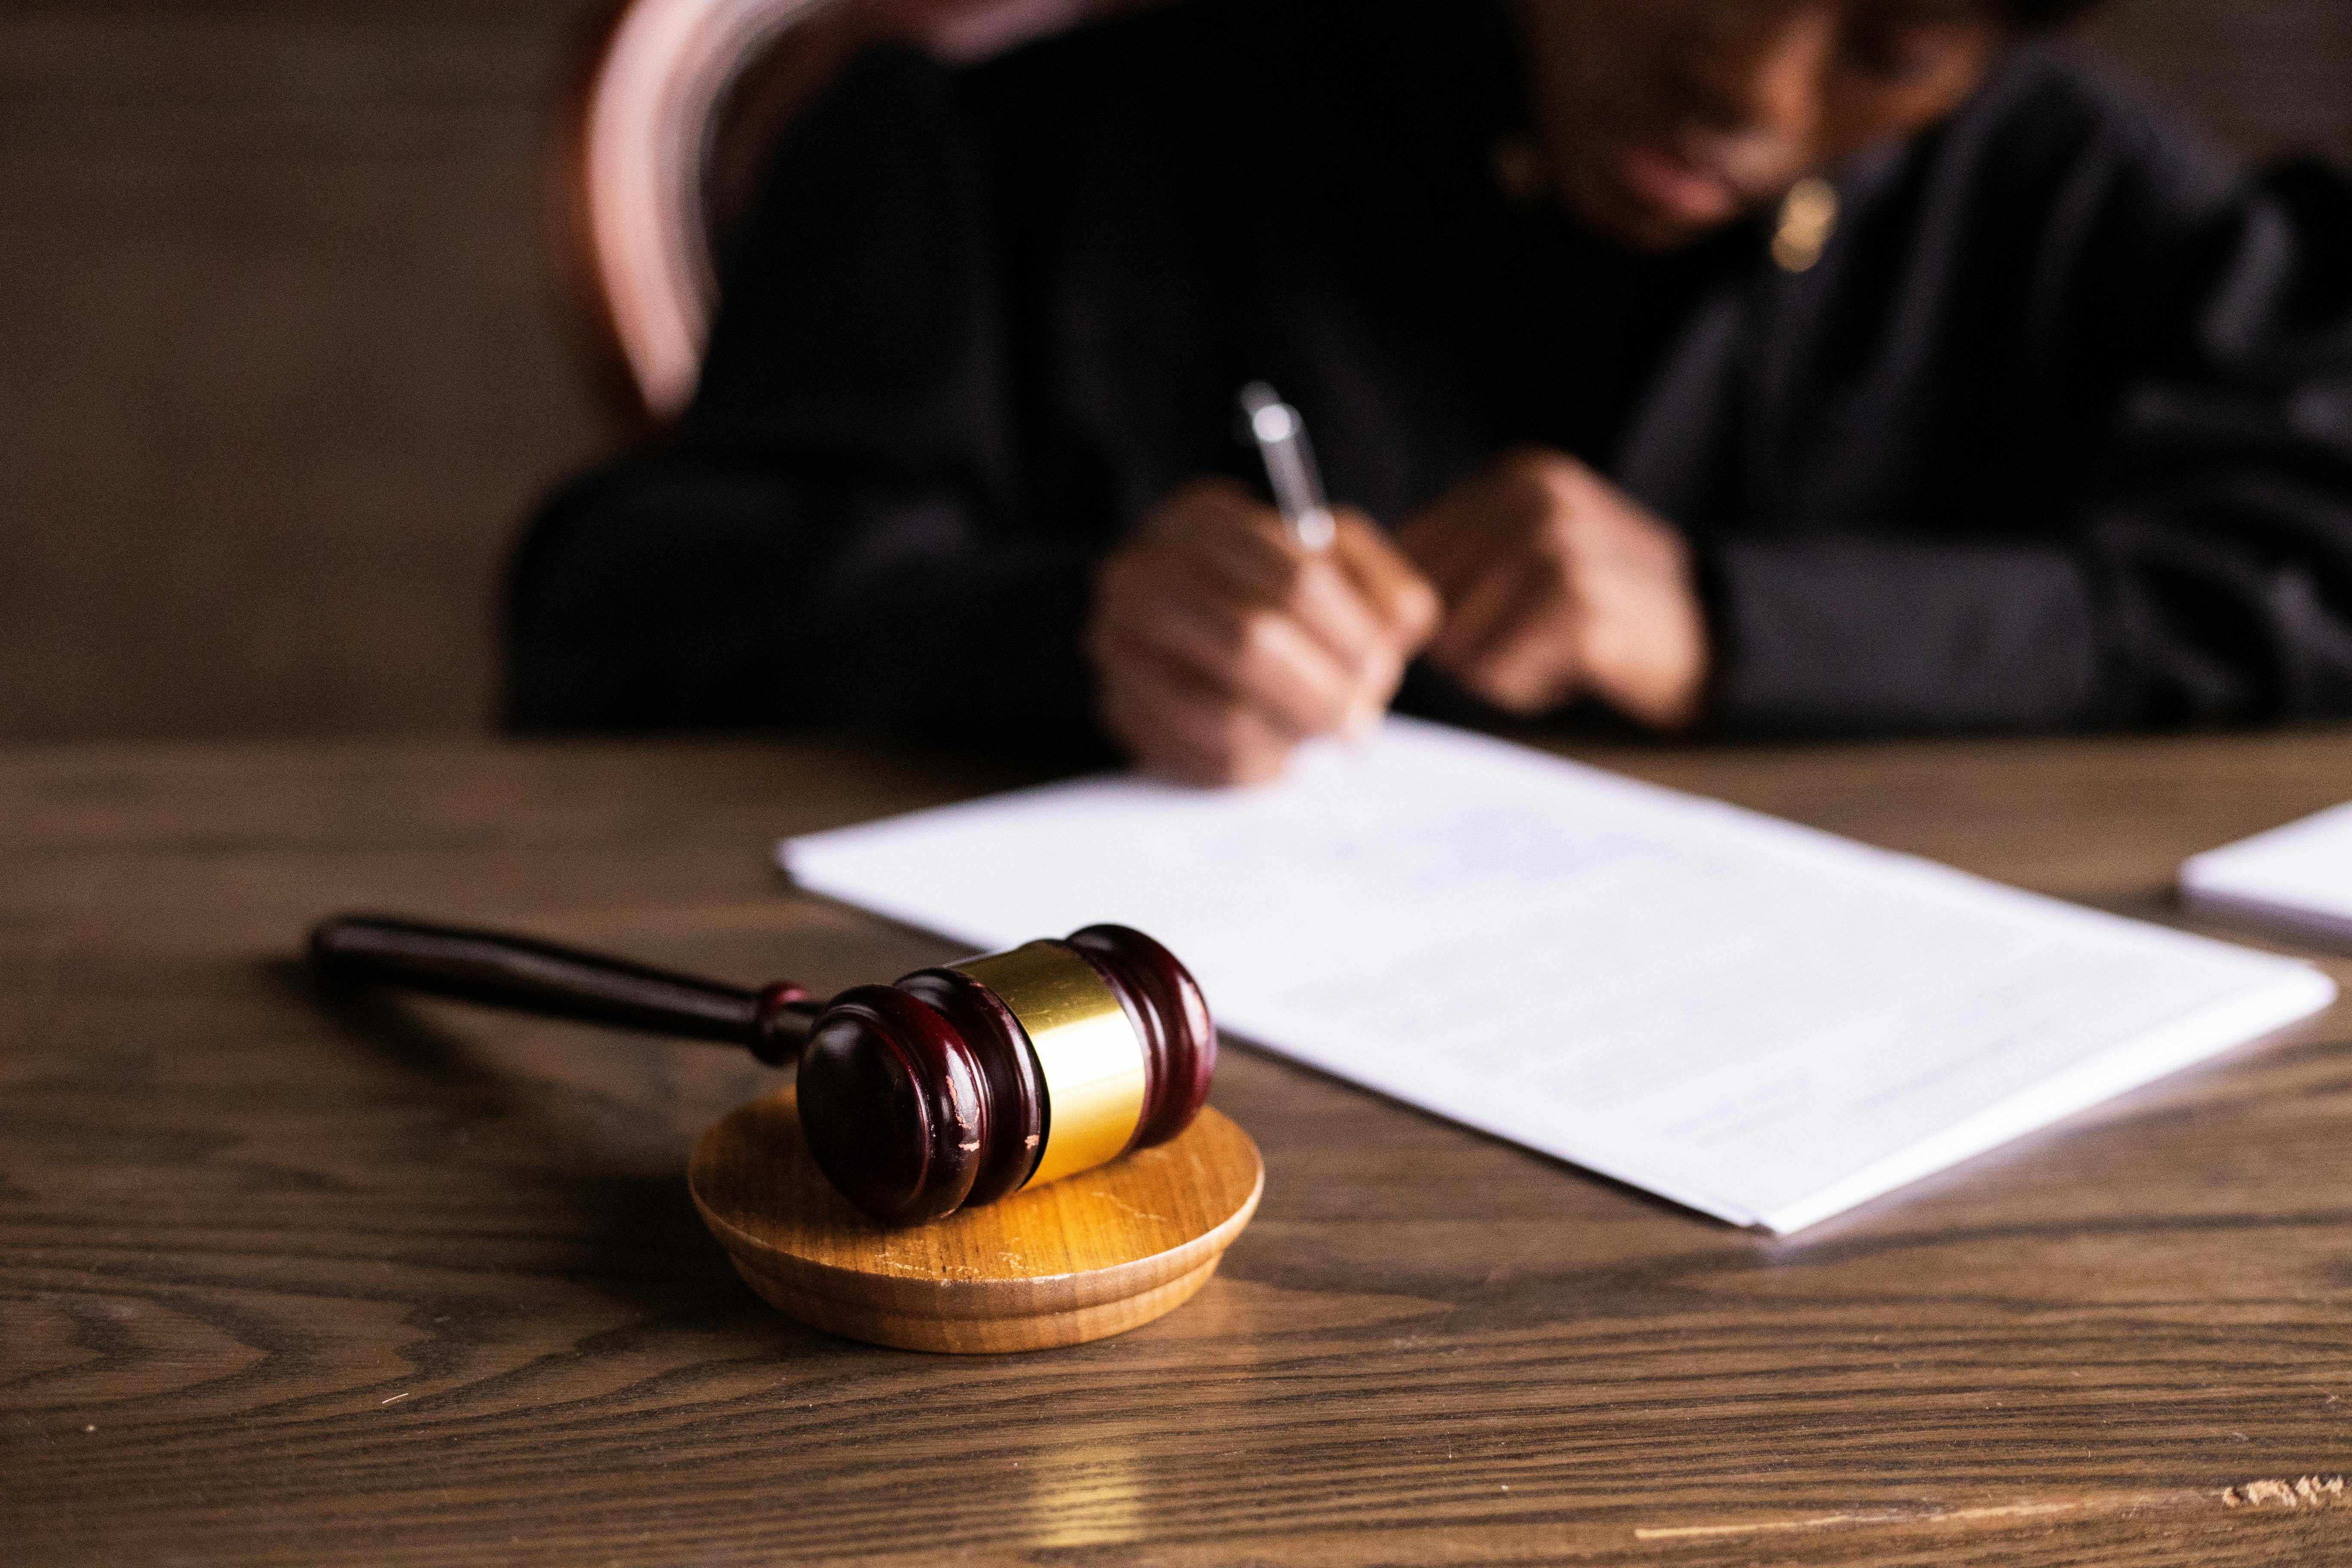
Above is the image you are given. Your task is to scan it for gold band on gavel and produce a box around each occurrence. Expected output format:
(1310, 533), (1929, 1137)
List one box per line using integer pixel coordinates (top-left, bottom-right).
(952, 941), (1145, 1190)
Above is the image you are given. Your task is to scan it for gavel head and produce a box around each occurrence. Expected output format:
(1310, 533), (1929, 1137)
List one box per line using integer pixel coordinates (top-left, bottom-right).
(789, 925), (1216, 1226)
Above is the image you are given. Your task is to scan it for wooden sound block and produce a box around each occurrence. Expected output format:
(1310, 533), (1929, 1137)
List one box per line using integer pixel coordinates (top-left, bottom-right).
(690, 1089), (1264, 1354)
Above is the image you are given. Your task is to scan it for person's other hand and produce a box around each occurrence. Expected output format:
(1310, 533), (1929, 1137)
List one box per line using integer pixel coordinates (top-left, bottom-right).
(1087, 477), (1439, 785)
(1398, 448), (1709, 729)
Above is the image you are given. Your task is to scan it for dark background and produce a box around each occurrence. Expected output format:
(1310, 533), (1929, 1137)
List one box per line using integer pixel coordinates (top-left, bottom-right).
(4, 0), (2349, 743)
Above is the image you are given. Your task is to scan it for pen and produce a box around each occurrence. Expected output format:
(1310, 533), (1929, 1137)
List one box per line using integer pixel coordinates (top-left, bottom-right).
(1238, 381), (1337, 551)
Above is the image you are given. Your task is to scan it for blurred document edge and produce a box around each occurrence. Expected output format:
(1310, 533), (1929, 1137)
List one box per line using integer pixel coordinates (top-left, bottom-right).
(2182, 802), (2352, 948)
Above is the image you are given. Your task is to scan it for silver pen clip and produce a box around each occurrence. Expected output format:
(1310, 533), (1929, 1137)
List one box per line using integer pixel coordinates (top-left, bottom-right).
(1239, 381), (1337, 552)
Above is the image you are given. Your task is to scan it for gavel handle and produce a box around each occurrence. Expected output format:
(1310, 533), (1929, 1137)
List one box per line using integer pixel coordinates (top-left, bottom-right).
(308, 914), (818, 1063)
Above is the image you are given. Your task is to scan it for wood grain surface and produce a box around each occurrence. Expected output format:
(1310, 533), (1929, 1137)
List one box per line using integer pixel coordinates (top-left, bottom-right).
(692, 1092), (1263, 1352)
(3, 730), (2351, 1565)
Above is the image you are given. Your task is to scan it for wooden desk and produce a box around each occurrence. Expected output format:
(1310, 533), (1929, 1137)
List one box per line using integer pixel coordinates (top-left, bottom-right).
(5, 732), (2349, 1565)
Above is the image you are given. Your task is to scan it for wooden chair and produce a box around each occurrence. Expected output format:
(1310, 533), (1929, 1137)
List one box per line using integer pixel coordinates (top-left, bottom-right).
(569, 0), (1149, 425)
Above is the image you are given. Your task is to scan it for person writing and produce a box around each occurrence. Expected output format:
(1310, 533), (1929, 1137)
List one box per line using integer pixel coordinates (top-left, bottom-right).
(510, 0), (2352, 783)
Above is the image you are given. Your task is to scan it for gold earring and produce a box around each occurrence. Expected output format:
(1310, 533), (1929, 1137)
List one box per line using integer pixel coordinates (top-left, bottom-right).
(1773, 176), (1839, 273)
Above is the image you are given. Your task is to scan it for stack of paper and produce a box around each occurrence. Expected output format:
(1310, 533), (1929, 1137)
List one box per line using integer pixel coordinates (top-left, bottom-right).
(783, 720), (2333, 1234)
(2182, 802), (2352, 946)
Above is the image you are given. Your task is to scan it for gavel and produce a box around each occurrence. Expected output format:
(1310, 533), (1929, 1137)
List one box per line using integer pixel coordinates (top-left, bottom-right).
(309, 915), (1216, 1227)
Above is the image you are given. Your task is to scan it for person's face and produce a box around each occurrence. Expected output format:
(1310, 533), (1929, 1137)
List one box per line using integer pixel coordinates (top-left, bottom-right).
(1518, 0), (2008, 251)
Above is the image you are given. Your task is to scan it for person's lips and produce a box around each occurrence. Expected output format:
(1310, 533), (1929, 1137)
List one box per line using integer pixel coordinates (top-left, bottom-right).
(1611, 138), (1745, 227)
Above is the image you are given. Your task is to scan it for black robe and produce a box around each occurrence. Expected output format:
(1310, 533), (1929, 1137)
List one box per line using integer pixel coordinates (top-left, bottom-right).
(509, 0), (2352, 747)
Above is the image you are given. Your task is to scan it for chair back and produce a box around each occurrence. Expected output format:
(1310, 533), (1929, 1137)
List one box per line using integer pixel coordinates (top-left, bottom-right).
(572, 0), (1149, 423)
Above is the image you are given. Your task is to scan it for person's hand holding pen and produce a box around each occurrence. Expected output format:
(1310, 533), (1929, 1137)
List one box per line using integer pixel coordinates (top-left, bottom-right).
(1398, 447), (1711, 732)
(1086, 385), (1439, 786)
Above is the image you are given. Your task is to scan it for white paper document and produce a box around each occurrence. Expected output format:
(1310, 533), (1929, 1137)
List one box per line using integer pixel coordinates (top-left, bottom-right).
(2182, 802), (2352, 946)
(782, 719), (2335, 1234)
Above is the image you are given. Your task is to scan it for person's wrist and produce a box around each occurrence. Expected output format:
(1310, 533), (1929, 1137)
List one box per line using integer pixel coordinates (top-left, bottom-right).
(1645, 647), (1709, 732)
(1649, 544), (1713, 730)
(1661, 537), (1728, 733)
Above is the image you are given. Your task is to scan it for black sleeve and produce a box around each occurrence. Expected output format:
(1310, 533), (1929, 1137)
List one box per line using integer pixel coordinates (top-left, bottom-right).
(1706, 146), (2352, 736)
(507, 48), (1103, 748)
